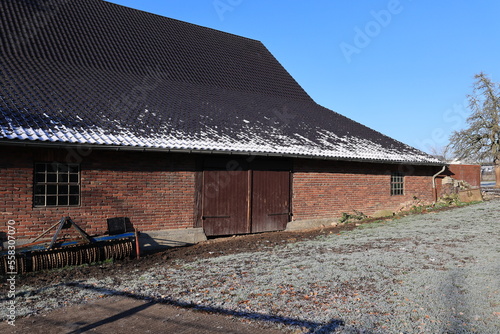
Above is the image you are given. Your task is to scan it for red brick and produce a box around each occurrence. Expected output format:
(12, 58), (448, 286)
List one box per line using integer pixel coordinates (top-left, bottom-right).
(292, 159), (440, 220)
(0, 147), (196, 239)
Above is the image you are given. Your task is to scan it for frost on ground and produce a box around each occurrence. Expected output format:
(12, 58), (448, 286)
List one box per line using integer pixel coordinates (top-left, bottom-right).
(2, 200), (500, 333)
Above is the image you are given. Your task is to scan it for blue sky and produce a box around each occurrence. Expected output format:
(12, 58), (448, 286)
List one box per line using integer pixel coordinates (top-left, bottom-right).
(107, 0), (500, 154)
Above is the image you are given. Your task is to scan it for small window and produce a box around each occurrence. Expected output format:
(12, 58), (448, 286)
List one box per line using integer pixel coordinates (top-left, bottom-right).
(34, 163), (80, 207)
(391, 172), (404, 196)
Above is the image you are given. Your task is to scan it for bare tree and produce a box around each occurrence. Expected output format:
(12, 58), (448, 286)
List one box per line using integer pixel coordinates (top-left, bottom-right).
(429, 145), (454, 163)
(448, 72), (500, 187)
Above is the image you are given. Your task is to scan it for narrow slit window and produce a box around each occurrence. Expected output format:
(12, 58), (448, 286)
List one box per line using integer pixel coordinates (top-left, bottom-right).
(391, 172), (404, 196)
(34, 163), (80, 207)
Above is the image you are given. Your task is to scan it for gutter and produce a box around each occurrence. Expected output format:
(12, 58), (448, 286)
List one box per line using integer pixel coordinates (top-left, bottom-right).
(432, 165), (447, 202)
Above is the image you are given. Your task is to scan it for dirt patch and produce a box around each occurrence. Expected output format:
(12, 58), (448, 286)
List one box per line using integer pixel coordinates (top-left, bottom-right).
(14, 222), (360, 288)
(12, 203), (468, 289)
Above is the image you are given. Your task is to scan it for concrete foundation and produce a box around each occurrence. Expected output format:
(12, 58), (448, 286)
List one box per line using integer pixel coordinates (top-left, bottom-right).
(138, 228), (207, 253)
(286, 218), (339, 231)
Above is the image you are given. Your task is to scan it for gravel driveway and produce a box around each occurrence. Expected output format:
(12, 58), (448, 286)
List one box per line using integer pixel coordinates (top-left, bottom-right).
(2, 200), (500, 333)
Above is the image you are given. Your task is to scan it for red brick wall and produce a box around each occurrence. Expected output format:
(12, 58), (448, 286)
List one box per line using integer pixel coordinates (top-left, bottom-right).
(292, 159), (441, 220)
(1, 145), (448, 240)
(0, 146), (197, 239)
(435, 164), (481, 197)
(447, 164), (481, 188)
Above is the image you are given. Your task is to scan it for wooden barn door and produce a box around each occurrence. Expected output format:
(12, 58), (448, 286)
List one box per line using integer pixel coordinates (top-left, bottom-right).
(202, 169), (290, 236)
(251, 171), (290, 233)
(202, 171), (250, 236)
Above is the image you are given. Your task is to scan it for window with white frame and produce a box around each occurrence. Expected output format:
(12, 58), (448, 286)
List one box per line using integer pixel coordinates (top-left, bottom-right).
(390, 172), (404, 196)
(34, 163), (80, 206)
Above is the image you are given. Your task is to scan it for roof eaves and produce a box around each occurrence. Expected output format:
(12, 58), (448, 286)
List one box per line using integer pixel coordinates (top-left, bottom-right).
(0, 139), (445, 167)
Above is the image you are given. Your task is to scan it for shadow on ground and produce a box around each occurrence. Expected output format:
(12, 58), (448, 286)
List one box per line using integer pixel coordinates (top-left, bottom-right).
(63, 282), (344, 333)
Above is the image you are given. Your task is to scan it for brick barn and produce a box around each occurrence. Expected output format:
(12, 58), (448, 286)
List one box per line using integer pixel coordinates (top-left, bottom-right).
(0, 1), (445, 248)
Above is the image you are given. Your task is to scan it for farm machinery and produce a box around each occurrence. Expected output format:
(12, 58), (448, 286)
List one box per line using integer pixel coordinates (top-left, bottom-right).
(0, 217), (140, 275)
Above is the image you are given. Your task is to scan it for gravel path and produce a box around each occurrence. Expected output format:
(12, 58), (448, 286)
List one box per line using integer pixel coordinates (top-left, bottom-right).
(2, 200), (500, 333)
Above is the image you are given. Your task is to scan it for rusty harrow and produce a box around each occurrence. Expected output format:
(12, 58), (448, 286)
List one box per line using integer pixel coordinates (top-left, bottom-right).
(1, 217), (139, 275)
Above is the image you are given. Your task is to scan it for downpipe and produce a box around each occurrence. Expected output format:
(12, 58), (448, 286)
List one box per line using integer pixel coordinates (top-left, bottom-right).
(432, 166), (447, 202)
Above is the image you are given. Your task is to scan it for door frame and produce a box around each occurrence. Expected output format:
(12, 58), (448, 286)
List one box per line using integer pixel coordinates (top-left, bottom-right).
(198, 156), (293, 236)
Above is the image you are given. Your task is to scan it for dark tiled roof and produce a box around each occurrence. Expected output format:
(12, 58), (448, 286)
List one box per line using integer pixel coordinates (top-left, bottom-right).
(0, 0), (440, 164)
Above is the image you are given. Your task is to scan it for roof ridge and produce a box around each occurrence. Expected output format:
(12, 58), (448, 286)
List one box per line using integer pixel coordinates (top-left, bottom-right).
(102, 0), (264, 44)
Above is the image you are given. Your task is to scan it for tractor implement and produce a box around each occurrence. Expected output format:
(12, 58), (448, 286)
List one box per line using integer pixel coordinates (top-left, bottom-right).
(0, 217), (139, 275)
